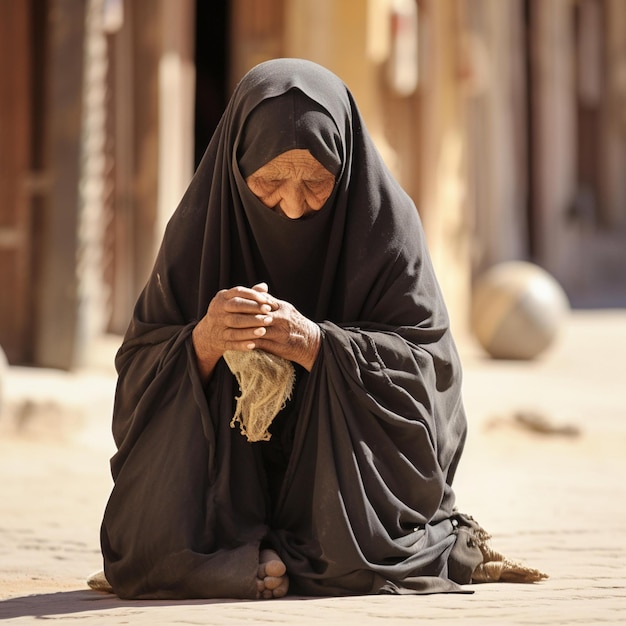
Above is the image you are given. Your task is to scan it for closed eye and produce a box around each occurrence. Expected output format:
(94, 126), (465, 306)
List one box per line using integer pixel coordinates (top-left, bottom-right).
(251, 178), (281, 193)
(305, 179), (334, 191)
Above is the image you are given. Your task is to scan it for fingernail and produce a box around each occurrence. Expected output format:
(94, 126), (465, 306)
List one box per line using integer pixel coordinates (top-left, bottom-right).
(260, 304), (272, 313)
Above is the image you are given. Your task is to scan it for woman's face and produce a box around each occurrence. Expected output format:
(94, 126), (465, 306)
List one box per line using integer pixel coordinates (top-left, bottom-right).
(245, 149), (335, 219)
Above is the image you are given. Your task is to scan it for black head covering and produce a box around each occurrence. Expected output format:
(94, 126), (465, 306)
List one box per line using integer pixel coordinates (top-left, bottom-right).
(103, 59), (473, 600)
(237, 89), (342, 178)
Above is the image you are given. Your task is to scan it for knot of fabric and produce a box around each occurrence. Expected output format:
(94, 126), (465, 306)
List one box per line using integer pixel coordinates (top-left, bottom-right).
(224, 350), (296, 442)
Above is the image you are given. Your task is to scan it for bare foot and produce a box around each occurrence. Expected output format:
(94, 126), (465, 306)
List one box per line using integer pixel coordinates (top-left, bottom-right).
(256, 548), (289, 599)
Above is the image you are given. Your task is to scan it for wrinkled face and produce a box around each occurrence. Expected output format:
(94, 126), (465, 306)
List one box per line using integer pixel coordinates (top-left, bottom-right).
(245, 149), (335, 219)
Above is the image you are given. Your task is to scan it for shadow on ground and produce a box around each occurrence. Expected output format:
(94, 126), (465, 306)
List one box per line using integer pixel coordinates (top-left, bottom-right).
(0, 589), (260, 620)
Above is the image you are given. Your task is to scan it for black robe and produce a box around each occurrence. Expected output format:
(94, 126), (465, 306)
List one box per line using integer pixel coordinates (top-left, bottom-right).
(100, 58), (482, 600)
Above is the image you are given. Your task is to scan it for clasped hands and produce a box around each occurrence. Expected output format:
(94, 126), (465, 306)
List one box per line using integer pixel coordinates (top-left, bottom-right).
(192, 282), (321, 381)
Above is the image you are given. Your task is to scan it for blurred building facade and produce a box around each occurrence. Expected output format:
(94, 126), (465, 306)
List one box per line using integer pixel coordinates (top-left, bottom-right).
(1, 0), (626, 368)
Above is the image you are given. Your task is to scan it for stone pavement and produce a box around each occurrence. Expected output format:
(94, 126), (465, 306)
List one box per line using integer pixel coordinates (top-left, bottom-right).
(0, 310), (625, 624)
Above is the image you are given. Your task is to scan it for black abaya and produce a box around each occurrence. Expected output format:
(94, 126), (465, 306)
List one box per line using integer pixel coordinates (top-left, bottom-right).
(100, 58), (482, 599)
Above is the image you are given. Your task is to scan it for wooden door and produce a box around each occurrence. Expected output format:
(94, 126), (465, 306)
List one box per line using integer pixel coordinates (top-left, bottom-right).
(0, 1), (33, 364)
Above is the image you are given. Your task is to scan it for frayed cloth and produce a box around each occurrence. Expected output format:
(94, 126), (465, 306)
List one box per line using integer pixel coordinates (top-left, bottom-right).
(467, 521), (549, 584)
(223, 350), (296, 442)
(471, 540), (549, 583)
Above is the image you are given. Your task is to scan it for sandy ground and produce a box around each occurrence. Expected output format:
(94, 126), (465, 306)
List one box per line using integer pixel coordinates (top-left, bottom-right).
(0, 310), (625, 624)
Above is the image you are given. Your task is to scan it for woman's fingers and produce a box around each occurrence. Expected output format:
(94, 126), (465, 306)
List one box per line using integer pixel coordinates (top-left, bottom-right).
(251, 283), (279, 310)
(219, 286), (274, 314)
(224, 312), (273, 329)
(200, 284), (286, 356)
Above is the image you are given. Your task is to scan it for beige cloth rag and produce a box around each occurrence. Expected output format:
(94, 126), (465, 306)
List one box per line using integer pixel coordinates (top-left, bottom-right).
(223, 349), (296, 442)
(469, 526), (549, 583)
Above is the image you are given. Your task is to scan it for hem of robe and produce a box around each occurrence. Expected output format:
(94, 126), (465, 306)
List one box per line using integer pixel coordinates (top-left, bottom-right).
(103, 542), (261, 600)
(378, 576), (474, 595)
(290, 573), (474, 597)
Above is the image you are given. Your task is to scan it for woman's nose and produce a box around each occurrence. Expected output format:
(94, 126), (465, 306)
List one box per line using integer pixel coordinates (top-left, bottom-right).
(279, 182), (308, 219)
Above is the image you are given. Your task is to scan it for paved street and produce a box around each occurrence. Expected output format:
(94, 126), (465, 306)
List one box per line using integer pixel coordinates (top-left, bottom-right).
(1, 310), (625, 624)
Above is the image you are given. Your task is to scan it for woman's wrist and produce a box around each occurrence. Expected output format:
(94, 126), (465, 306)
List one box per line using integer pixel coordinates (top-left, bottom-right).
(300, 321), (321, 371)
(192, 324), (221, 381)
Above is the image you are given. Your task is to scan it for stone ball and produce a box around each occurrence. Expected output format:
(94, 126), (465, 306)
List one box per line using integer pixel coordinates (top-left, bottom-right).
(471, 261), (570, 360)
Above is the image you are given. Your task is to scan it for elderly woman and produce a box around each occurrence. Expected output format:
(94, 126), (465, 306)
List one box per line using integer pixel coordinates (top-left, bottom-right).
(97, 58), (543, 600)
